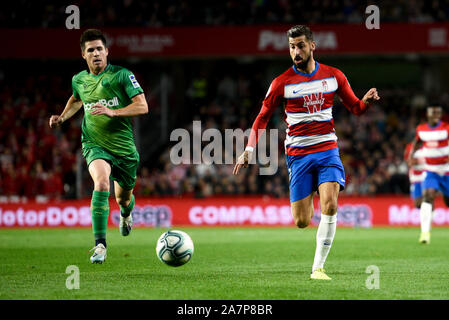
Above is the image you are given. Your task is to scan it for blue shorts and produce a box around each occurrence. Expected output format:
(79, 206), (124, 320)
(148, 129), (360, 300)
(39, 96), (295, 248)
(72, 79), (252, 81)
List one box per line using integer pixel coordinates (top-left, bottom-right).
(286, 148), (345, 203)
(422, 171), (449, 197)
(410, 182), (422, 199)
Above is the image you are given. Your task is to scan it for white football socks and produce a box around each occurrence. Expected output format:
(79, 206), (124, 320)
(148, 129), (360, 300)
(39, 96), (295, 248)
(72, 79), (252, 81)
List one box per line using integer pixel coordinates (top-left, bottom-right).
(312, 213), (337, 273)
(420, 202), (433, 233)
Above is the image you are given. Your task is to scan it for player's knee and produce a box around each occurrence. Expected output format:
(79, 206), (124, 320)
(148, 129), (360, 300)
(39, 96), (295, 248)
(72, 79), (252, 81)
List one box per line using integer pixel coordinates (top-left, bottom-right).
(423, 193), (435, 204)
(293, 214), (310, 228)
(321, 198), (338, 215)
(94, 179), (109, 192)
(116, 196), (130, 208)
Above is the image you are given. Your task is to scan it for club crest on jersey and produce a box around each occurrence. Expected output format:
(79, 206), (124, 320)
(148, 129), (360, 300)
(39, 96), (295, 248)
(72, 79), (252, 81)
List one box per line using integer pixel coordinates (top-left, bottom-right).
(129, 74), (141, 89)
(322, 80), (328, 91)
(303, 92), (325, 113)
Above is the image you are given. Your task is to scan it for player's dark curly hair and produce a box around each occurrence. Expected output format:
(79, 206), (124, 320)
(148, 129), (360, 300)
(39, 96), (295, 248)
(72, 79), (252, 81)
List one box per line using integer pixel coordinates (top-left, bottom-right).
(287, 25), (313, 41)
(80, 29), (107, 51)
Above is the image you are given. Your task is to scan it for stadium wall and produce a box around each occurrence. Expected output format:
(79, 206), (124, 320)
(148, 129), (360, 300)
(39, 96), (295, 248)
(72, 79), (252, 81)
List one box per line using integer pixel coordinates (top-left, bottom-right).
(1, 196), (449, 228)
(2, 23), (449, 58)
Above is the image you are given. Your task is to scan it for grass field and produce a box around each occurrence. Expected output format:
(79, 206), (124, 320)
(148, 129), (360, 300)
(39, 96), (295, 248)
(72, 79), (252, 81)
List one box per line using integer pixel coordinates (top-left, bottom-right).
(1, 227), (449, 300)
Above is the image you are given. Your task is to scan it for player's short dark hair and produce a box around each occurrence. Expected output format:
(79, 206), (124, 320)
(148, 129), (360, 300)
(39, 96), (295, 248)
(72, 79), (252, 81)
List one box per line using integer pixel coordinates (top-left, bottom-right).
(287, 25), (313, 41)
(427, 104), (443, 110)
(80, 29), (107, 51)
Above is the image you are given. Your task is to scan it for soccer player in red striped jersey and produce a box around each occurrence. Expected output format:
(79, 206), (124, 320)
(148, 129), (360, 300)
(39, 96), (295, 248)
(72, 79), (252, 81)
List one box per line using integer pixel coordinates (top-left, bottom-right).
(408, 105), (449, 244)
(233, 25), (379, 280)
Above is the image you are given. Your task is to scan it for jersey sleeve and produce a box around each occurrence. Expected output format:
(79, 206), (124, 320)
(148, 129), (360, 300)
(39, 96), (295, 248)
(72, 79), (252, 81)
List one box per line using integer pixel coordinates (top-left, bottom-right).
(415, 126), (422, 142)
(119, 69), (144, 99)
(404, 143), (412, 161)
(71, 75), (80, 100)
(246, 77), (284, 149)
(334, 68), (367, 116)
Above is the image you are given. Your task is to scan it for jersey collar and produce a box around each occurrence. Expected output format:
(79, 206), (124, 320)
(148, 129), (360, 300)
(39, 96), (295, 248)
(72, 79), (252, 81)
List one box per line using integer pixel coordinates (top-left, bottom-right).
(89, 63), (111, 78)
(292, 61), (319, 77)
(427, 120), (441, 129)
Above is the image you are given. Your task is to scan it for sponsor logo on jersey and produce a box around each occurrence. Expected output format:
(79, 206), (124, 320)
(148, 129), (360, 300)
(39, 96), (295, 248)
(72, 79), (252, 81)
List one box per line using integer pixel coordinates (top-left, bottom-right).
(129, 74), (140, 89)
(84, 97), (119, 110)
(303, 92), (325, 113)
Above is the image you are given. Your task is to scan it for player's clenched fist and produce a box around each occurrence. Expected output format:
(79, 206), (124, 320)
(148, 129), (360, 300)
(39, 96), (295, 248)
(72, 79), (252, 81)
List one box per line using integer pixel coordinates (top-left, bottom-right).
(233, 150), (253, 175)
(49, 115), (64, 128)
(362, 88), (380, 105)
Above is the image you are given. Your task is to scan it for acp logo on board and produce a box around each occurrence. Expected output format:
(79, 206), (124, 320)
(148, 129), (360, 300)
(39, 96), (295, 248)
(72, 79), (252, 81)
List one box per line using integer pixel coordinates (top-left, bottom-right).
(110, 205), (172, 227)
(311, 204), (373, 228)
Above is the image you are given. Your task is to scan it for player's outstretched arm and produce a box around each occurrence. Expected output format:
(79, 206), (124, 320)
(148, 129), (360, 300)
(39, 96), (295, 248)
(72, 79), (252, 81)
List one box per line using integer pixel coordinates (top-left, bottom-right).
(49, 95), (83, 128)
(90, 93), (148, 118)
(233, 150), (253, 175)
(407, 138), (422, 167)
(233, 77), (281, 175)
(335, 68), (380, 115)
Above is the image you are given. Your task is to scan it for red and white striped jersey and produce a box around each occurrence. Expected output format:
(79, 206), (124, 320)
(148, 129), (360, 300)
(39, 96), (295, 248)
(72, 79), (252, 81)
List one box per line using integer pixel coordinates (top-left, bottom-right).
(415, 121), (449, 174)
(246, 61), (368, 156)
(404, 142), (426, 183)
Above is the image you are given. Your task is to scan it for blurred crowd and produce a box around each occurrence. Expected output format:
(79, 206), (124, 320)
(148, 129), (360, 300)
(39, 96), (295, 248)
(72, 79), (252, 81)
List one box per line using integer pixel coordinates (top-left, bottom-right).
(132, 67), (447, 200)
(3, 1), (449, 203)
(0, 73), (80, 201)
(2, 0), (449, 28)
(1, 59), (449, 201)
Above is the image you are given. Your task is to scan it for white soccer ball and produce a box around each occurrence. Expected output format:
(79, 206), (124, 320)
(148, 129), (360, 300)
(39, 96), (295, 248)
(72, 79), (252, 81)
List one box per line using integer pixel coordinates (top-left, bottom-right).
(156, 230), (194, 267)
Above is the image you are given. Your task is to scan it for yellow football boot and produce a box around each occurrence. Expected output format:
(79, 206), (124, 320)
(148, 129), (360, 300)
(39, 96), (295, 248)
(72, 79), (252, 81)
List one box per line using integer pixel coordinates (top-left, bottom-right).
(419, 232), (431, 244)
(310, 268), (332, 280)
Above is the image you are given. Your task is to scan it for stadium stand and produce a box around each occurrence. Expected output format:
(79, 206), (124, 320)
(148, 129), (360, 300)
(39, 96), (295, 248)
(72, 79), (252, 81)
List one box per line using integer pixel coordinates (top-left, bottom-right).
(2, 1), (449, 200)
(2, 0), (449, 27)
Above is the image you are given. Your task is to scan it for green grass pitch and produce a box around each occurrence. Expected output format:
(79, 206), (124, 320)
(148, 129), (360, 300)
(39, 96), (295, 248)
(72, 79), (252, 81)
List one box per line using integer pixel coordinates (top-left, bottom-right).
(1, 227), (448, 300)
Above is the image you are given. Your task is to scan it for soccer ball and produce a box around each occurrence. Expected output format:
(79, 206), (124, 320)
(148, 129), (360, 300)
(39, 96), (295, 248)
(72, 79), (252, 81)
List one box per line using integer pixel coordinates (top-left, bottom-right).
(156, 230), (194, 267)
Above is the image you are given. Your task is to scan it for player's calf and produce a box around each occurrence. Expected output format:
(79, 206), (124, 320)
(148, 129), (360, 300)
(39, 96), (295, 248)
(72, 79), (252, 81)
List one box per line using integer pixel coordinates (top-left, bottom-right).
(118, 194), (135, 236)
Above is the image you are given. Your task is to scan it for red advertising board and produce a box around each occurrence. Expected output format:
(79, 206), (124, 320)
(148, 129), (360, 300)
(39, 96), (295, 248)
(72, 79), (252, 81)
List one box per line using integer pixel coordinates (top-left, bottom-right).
(1, 196), (449, 228)
(3, 23), (449, 58)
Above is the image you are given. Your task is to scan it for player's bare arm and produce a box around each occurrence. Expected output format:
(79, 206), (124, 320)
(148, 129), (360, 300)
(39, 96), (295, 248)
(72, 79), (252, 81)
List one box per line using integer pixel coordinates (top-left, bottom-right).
(407, 138), (422, 167)
(49, 95), (83, 128)
(233, 83), (279, 176)
(90, 93), (148, 117)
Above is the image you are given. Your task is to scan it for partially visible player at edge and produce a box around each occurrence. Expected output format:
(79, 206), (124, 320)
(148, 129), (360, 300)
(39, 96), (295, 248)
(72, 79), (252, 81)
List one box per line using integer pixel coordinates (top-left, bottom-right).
(404, 142), (425, 209)
(407, 105), (449, 245)
(233, 25), (379, 280)
(49, 29), (148, 263)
